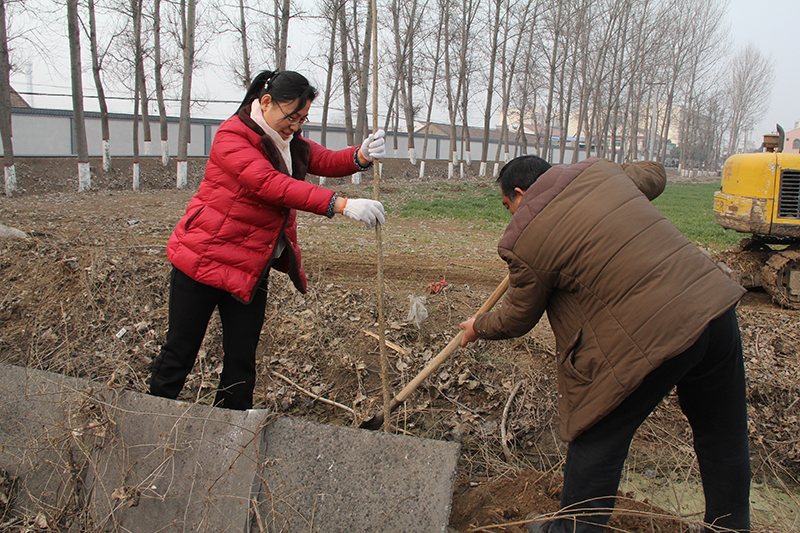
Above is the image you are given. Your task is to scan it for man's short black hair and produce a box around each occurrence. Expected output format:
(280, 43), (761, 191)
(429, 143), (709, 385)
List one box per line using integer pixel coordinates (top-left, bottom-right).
(496, 155), (552, 200)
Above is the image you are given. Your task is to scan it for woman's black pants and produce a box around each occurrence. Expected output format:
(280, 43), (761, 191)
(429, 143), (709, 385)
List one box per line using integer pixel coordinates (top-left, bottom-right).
(149, 267), (268, 410)
(547, 305), (750, 533)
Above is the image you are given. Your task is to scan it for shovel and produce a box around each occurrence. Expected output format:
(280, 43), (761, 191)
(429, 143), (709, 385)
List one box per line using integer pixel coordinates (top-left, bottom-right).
(359, 275), (510, 430)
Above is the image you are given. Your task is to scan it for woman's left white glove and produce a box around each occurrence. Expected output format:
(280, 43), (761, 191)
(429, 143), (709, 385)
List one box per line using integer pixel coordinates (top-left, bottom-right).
(359, 130), (386, 162)
(342, 198), (385, 229)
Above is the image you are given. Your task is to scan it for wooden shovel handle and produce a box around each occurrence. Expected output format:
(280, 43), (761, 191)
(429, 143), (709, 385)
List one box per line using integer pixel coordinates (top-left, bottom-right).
(392, 274), (510, 405)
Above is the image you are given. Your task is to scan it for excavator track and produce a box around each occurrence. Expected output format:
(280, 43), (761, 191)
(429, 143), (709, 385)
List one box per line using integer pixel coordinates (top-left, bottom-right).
(761, 250), (800, 310)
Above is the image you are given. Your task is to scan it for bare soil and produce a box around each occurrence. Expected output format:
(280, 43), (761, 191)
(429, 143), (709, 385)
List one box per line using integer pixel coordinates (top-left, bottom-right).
(0, 157), (798, 532)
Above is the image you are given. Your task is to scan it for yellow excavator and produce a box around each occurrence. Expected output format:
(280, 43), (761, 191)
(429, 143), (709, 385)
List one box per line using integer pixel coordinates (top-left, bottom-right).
(713, 125), (800, 309)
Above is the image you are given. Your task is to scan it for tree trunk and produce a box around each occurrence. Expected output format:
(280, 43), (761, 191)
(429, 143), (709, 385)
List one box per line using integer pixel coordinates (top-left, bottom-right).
(0, 0), (15, 196)
(542, 0), (564, 162)
(277, 0), (290, 70)
(480, 0), (501, 176)
(338, 11), (354, 145)
(456, 0), (477, 170)
(238, 0), (251, 87)
(419, 9), (443, 179)
(68, 0), (90, 191)
(137, 52), (151, 155)
(320, 0), (341, 147)
(442, 0), (457, 179)
(88, 0), (111, 171)
(391, 0), (418, 164)
(132, 0), (142, 189)
(355, 6), (371, 140)
(176, 0), (196, 189)
(381, 82), (396, 134)
(403, 32), (416, 164)
(154, 0), (169, 166)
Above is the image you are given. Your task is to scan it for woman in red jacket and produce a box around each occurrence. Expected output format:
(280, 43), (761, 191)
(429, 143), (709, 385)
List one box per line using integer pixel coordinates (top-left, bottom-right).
(149, 69), (386, 410)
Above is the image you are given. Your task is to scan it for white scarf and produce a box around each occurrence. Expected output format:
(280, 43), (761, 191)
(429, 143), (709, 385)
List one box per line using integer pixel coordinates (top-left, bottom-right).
(250, 100), (293, 175)
(250, 100), (290, 259)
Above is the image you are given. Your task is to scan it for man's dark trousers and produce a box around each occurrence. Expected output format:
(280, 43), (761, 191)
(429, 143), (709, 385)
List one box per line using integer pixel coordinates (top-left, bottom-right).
(547, 306), (750, 533)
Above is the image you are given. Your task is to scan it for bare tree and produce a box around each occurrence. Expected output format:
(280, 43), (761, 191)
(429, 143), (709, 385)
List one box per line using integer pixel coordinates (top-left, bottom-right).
(176, 0), (196, 188)
(441, 0), (458, 178)
(338, 4), (355, 145)
(623, 0), (664, 162)
(137, 37), (152, 156)
(418, 4), (444, 178)
(0, 0), (15, 195)
(153, 0), (169, 165)
(513, 12), (541, 158)
(554, 0), (582, 164)
(724, 43), (775, 155)
(651, 0), (723, 163)
(390, 0), (424, 164)
(238, 0), (251, 85)
(493, 0), (537, 175)
(456, 0), (479, 175)
(86, 0), (115, 171)
(213, 0), (251, 87)
(539, 0), (566, 162)
(354, 3), (371, 141)
(672, 0), (726, 170)
(318, 0), (343, 148)
(67, 0), (90, 191)
(276, 0), (290, 69)
(132, 0), (143, 189)
(478, 0), (502, 177)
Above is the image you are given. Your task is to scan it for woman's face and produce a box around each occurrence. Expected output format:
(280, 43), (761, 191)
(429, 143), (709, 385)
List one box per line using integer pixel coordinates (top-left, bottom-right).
(260, 95), (311, 140)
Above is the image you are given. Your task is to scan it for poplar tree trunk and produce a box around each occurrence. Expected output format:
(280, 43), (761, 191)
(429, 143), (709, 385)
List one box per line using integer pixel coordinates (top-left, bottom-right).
(154, 0), (170, 166)
(132, 0), (142, 189)
(338, 12), (354, 145)
(68, 0), (90, 191)
(0, 0), (16, 196)
(176, 0), (196, 189)
(277, 0), (290, 69)
(88, 0), (111, 171)
(480, 0), (501, 177)
(320, 0), (341, 148)
(238, 0), (251, 86)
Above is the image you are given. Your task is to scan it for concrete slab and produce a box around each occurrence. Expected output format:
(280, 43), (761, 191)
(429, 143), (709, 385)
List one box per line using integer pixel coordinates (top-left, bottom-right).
(0, 363), (99, 519)
(86, 392), (268, 533)
(255, 417), (460, 533)
(0, 363), (461, 533)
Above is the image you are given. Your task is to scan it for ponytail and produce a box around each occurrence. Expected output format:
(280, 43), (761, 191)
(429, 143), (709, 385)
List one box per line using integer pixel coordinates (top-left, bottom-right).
(239, 70), (318, 115)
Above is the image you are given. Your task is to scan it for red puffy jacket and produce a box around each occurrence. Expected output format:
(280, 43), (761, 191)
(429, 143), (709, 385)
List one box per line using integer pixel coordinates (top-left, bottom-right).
(167, 109), (361, 303)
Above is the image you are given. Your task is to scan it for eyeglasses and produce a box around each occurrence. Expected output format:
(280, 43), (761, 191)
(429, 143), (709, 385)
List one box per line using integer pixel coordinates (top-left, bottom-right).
(276, 104), (308, 126)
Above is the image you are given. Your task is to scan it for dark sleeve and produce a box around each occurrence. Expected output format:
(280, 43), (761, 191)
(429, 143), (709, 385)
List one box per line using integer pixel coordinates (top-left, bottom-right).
(473, 249), (550, 340)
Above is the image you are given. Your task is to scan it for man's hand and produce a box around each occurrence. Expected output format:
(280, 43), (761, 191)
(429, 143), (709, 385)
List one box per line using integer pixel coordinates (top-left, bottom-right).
(459, 317), (478, 347)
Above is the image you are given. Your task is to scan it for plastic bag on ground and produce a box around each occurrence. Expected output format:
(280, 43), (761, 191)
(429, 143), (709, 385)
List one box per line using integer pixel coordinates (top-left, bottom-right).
(407, 294), (428, 329)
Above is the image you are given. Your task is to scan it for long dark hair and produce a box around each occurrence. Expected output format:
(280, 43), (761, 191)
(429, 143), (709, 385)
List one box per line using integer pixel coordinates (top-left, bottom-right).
(239, 70), (318, 116)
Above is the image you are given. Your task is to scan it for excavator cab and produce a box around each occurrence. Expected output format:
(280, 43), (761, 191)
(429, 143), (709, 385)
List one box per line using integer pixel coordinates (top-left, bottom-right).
(713, 125), (800, 308)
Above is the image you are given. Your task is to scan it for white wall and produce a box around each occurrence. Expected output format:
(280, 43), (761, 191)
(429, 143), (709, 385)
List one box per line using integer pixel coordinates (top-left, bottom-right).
(3, 108), (220, 158)
(3, 107), (587, 165)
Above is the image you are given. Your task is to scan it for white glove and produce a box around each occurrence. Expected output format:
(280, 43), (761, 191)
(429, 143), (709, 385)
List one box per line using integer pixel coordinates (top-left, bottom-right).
(342, 198), (385, 229)
(359, 129), (386, 162)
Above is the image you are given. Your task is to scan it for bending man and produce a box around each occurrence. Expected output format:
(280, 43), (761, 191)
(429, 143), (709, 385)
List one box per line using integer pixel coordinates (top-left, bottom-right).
(460, 155), (750, 533)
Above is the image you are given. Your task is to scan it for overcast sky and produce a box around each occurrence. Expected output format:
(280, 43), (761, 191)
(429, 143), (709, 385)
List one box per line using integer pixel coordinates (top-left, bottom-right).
(726, 0), (800, 135)
(10, 0), (799, 138)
